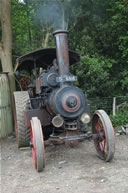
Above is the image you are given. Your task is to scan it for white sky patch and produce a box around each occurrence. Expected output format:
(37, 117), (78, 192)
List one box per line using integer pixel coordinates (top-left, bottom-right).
(18, 0), (25, 4)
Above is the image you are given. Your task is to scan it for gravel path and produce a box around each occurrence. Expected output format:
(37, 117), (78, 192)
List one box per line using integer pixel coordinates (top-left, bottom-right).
(0, 135), (128, 193)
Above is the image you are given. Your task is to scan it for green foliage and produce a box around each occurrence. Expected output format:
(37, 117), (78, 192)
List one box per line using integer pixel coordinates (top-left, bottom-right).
(110, 104), (128, 127)
(69, 0), (128, 97)
(11, 0), (55, 64)
(110, 104), (128, 128)
(89, 97), (113, 114)
(11, 0), (128, 97)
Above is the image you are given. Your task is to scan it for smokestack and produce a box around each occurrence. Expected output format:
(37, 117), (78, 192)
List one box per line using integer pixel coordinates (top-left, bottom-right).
(53, 30), (70, 76)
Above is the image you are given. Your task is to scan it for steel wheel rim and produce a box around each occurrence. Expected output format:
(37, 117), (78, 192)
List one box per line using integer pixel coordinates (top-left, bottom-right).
(38, 120), (45, 168)
(30, 120), (37, 169)
(92, 110), (115, 161)
(30, 118), (45, 172)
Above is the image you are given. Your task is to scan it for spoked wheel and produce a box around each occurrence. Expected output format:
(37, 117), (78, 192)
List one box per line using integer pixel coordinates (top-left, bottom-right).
(19, 77), (31, 90)
(30, 117), (45, 172)
(92, 110), (115, 162)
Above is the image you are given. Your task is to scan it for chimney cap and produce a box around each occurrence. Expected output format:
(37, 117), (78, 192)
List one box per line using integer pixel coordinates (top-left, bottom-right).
(53, 30), (68, 36)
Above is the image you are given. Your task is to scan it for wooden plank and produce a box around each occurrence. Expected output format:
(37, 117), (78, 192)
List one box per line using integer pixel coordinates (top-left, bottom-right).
(0, 73), (13, 138)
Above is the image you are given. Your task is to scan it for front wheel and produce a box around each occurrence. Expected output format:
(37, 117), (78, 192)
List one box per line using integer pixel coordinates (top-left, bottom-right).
(30, 117), (45, 172)
(92, 110), (115, 162)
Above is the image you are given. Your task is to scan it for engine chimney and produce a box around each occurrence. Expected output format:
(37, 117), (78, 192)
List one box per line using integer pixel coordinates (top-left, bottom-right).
(53, 30), (70, 76)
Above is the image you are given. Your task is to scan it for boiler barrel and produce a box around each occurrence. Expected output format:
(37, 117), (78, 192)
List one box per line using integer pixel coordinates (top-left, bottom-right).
(0, 73), (13, 138)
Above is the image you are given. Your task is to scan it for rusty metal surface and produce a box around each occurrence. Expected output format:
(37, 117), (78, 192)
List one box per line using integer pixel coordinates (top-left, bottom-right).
(53, 30), (70, 76)
(65, 131), (79, 146)
(24, 108), (52, 128)
(44, 131), (92, 146)
(16, 48), (80, 72)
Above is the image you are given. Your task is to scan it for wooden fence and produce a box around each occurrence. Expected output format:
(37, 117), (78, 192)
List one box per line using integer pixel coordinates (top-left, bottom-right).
(0, 73), (13, 138)
(89, 96), (128, 116)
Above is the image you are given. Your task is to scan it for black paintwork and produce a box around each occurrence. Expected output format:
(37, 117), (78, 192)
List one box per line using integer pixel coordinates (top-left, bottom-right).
(16, 48), (80, 71)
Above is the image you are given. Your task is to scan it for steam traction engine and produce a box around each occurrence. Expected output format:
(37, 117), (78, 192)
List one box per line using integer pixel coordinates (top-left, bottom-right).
(14, 30), (115, 172)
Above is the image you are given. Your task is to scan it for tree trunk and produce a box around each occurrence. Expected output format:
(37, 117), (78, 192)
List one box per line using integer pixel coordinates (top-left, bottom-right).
(40, 27), (50, 74)
(0, 0), (15, 119)
(0, 0), (13, 71)
(42, 28), (50, 49)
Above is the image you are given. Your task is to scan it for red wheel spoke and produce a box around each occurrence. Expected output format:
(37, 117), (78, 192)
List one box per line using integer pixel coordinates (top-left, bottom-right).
(96, 123), (99, 130)
(99, 130), (105, 141)
(99, 142), (104, 151)
(103, 139), (106, 152)
(98, 119), (103, 130)
(99, 140), (106, 153)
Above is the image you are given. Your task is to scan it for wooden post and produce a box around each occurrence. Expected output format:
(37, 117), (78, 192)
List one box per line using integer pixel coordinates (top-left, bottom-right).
(0, 0), (16, 137)
(0, 73), (13, 138)
(112, 97), (116, 117)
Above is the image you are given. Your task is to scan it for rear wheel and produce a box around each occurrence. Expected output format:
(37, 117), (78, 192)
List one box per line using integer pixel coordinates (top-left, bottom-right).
(14, 91), (30, 148)
(30, 117), (45, 172)
(92, 110), (115, 162)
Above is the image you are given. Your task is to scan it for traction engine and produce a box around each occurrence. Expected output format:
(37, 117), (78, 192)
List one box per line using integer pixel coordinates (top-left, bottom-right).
(14, 30), (115, 172)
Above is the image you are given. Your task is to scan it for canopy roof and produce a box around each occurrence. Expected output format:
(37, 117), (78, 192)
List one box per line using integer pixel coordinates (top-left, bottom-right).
(16, 48), (80, 71)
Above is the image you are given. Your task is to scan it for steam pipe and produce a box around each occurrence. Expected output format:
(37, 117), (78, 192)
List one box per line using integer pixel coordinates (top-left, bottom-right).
(53, 30), (70, 77)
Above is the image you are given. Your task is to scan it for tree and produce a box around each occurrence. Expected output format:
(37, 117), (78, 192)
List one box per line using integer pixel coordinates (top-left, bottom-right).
(11, 0), (128, 97)
(0, 0), (15, 105)
(69, 0), (128, 97)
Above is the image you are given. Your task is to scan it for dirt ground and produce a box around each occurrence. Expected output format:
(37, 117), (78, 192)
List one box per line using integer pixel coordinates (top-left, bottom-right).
(0, 135), (128, 193)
